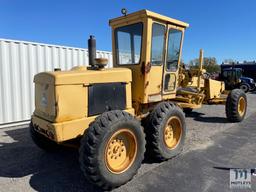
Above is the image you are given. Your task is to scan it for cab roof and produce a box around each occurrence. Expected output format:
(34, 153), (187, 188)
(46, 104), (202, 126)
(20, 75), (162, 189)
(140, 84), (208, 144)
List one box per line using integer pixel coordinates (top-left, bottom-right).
(109, 9), (189, 28)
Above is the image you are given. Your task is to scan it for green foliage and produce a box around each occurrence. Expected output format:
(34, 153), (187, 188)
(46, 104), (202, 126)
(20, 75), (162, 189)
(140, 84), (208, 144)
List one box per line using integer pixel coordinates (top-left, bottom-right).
(188, 57), (220, 73)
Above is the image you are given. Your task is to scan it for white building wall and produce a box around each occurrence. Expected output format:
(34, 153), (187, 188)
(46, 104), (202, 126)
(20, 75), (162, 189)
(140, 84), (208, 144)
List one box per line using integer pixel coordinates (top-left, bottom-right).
(0, 38), (113, 127)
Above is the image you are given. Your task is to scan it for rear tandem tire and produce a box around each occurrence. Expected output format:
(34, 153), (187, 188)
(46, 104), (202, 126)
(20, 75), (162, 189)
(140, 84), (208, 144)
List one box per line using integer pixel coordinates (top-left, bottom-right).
(79, 110), (146, 190)
(144, 102), (186, 161)
(30, 122), (59, 151)
(226, 89), (247, 122)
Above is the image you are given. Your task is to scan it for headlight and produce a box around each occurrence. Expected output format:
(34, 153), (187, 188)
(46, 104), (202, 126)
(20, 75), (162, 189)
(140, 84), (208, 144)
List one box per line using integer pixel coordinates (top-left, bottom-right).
(41, 93), (48, 107)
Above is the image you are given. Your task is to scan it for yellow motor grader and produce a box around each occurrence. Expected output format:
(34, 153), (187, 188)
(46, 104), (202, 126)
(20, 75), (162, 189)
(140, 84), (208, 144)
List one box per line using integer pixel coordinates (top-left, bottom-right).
(30, 9), (247, 190)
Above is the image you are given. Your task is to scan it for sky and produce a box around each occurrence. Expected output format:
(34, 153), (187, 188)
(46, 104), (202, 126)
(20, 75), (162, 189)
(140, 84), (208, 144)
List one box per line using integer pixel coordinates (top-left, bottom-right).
(1, 0), (256, 64)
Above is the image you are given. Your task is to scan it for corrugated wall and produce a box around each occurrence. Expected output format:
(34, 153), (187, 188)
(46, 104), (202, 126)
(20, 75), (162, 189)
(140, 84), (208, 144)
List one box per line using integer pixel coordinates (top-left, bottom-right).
(0, 38), (113, 127)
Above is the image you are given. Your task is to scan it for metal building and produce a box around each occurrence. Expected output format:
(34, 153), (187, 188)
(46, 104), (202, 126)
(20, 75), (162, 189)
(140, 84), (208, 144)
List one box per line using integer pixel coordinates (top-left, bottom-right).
(0, 38), (113, 128)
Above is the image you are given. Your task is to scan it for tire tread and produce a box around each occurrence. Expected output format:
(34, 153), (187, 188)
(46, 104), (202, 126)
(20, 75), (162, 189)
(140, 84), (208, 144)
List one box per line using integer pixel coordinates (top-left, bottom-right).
(79, 110), (145, 190)
(226, 89), (247, 122)
(144, 102), (186, 161)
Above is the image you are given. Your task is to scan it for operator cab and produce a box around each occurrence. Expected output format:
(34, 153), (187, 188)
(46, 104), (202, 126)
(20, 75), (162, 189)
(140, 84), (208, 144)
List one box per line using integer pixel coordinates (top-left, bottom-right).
(221, 68), (242, 87)
(221, 67), (255, 92)
(109, 10), (189, 105)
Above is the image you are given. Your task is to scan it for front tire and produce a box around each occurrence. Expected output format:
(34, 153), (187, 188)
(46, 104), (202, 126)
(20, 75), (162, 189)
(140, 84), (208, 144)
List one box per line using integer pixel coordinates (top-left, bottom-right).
(226, 89), (247, 122)
(79, 110), (146, 190)
(144, 102), (186, 161)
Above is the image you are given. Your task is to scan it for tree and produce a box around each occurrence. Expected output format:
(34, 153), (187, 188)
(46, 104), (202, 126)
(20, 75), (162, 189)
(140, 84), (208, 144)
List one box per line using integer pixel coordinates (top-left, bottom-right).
(188, 57), (220, 73)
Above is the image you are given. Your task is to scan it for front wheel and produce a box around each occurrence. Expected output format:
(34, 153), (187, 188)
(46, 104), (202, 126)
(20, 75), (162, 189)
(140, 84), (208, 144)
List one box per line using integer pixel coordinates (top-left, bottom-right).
(226, 89), (247, 122)
(144, 102), (186, 161)
(79, 110), (146, 190)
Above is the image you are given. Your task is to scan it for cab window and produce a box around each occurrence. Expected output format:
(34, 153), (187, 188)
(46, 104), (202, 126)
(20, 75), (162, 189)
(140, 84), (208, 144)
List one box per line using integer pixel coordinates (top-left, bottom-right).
(223, 70), (233, 79)
(115, 23), (143, 65)
(166, 29), (182, 71)
(223, 71), (228, 78)
(151, 23), (166, 65)
(236, 69), (242, 78)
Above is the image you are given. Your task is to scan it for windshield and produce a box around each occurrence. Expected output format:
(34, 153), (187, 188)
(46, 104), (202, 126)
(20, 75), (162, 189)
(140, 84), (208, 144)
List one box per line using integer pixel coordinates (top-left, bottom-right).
(115, 23), (143, 65)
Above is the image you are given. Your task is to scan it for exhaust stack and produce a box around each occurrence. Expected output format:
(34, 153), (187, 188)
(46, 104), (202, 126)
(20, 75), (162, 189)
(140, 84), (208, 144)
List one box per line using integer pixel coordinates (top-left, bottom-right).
(88, 35), (96, 66)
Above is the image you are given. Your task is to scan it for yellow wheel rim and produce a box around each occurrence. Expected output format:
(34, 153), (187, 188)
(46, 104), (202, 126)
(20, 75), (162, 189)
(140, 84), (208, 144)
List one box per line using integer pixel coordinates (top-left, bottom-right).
(238, 97), (246, 116)
(105, 129), (137, 174)
(164, 116), (182, 149)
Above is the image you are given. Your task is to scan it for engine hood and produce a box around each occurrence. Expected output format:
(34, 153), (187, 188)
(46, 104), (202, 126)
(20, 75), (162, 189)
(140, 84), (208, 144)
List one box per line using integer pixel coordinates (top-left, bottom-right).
(34, 67), (132, 85)
(240, 77), (254, 82)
